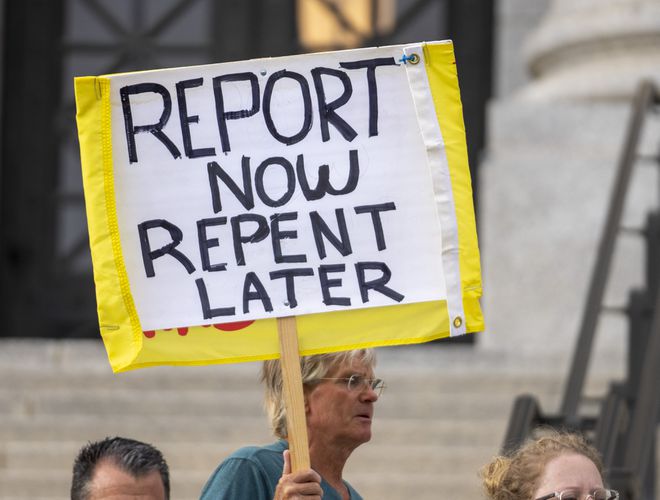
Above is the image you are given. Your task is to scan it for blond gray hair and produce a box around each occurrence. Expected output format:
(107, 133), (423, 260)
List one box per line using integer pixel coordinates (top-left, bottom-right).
(261, 349), (376, 439)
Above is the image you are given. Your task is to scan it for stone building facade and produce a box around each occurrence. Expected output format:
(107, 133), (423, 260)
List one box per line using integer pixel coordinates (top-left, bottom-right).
(480, 0), (660, 379)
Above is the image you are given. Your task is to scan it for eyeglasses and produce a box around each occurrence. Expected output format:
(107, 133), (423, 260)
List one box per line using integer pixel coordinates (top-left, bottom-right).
(536, 488), (619, 500)
(313, 374), (386, 396)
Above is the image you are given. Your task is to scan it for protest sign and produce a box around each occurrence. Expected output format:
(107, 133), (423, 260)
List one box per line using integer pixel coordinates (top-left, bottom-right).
(75, 40), (483, 373)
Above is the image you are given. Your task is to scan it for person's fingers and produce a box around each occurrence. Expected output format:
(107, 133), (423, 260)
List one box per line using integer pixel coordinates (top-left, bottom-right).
(293, 480), (323, 496)
(282, 450), (291, 475)
(289, 469), (322, 484)
(277, 479), (323, 498)
(277, 454), (323, 500)
(276, 466), (323, 499)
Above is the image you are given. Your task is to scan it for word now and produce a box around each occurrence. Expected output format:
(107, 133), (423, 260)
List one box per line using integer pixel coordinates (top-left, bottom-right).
(208, 149), (360, 213)
(120, 57), (398, 163)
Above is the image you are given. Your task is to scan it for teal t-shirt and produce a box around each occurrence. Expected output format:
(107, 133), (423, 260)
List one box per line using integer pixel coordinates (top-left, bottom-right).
(200, 440), (363, 499)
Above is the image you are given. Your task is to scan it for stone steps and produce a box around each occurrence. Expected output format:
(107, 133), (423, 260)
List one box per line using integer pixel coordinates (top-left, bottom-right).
(0, 366), (573, 397)
(0, 415), (504, 447)
(0, 339), (604, 499)
(0, 441), (496, 476)
(0, 414), (272, 442)
(0, 388), (550, 420)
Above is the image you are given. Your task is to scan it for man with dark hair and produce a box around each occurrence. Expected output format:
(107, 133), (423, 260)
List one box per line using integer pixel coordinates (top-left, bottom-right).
(71, 436), (169, 500)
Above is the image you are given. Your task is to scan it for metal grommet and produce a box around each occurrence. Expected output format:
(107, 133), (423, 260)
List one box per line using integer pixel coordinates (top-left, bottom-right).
(453, 316), (463, 328)
(408, 53), (420, 65)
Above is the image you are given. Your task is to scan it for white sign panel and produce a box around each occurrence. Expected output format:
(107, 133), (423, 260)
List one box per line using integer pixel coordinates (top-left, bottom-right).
(109, 45), (446, 331)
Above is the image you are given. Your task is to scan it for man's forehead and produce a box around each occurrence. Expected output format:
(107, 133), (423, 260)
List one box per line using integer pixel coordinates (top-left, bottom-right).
(89, 461), (165, 500)
(328, 357), (373, 377)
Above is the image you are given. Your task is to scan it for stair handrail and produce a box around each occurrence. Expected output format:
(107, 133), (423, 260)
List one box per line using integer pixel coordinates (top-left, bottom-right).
(620, 280), (660, 498)
(561, 80), (659, 422)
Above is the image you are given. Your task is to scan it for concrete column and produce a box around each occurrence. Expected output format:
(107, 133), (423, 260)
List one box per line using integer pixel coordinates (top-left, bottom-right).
(522, 0), (660, 100)
(478, 0), (659, 377)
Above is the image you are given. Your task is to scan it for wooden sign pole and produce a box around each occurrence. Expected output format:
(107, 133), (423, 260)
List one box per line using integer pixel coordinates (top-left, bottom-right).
(277, 316), (311, 472)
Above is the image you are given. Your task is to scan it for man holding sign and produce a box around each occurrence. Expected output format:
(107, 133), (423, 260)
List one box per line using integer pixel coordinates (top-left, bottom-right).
(74, 38), (482, 499)
(201, 349), (379, 499)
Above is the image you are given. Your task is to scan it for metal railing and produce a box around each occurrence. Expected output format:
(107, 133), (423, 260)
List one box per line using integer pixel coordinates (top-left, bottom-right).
(502, 80), (660, 500)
